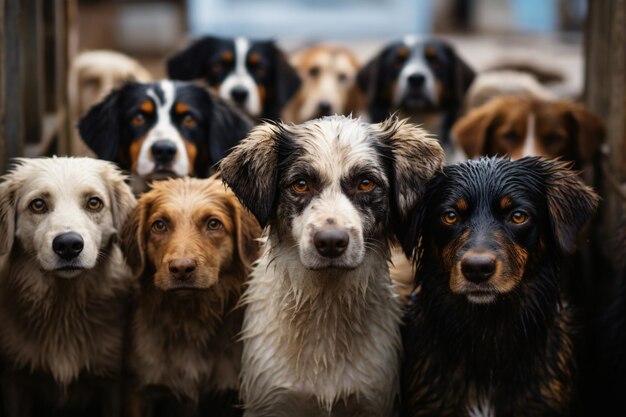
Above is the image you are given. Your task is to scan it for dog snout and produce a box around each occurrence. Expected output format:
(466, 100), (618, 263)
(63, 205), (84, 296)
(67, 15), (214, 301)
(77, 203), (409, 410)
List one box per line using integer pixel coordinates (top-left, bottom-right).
(52, 232), (84, 261)
(408, 73), (425, 88)
(151, 140), (177, 164)
(231, 86), (249, 104)
(317, 101), (332, 116)
(168, 258), (197, 281)
(314, 229), (350, 258)
(461, 250), (496, 283)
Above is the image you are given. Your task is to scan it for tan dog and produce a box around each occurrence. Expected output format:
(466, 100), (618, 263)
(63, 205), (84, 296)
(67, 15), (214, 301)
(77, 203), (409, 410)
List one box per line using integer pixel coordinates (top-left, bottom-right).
(0, 157), (136, 417)
(282, 45), (362, 123)
(68, 50), (152, 156)
(453, 95), (605, 168)
(122, 176), (260, 416)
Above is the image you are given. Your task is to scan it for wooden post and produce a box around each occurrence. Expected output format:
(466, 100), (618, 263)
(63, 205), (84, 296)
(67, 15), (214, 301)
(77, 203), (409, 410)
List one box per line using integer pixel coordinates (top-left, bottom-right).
(0, 0), (5, 174)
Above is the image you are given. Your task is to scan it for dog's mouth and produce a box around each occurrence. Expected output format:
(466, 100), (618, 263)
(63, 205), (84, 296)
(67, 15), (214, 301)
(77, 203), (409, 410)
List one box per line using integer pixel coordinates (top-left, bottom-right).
(52, 265), (86, 278)
(464, 289), (497, 304)
(149, 167), (180, 178)
(401, 92), (435, 110)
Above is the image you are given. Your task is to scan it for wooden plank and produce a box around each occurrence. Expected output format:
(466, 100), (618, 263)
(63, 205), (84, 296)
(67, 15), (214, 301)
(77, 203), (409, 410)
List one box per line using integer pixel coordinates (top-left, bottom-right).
(0, 0), (6, 174)
(3, 0), (24, 166)
(21, 0), (43, 146)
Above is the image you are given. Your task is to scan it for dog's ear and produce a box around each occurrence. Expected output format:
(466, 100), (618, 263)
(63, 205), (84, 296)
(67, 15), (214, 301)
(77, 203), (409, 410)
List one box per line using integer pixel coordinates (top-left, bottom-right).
(563, 103), (605, 164)
(448, 46), (475, 107)
(532, 158), (599, 253)
(231, 196), (262, 269)
(0, 173), (18, 256)
(219, 123), (281, 228)
(208, 93), (254, 168)
(357, 51), (383, 111)
(374, 116), (445, 222)
(78, 87), (122, 161)
(120, 196), (150, 277)
(167, 37), (217, 81)
(452, 99), (502, 158)
(102, 161), (137, 232)
(271, 42), (301, 113)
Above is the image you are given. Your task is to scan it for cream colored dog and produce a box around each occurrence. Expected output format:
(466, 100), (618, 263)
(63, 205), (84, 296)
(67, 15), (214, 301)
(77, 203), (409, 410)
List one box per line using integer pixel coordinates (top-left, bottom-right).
(0, 157), (136, 417)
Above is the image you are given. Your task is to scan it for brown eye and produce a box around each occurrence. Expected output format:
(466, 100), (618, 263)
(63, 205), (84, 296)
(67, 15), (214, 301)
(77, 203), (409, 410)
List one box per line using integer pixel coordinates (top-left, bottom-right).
(511, 211), (528, 224)
(132, 113), (145, 127)
(357, 178), (376, 192)
(337, 73), (348, 83)
(292, 179), (309, 193)
(207, 218), (223, 231)
(182, 114), (197, 128)
(308, 66), (320, 78)
(503, 131), (518, 142)
(441, 210), (458, 225)
(29, 199), (47, 214)
(151, 220), (167, 233)
(86, 197), (104, 212)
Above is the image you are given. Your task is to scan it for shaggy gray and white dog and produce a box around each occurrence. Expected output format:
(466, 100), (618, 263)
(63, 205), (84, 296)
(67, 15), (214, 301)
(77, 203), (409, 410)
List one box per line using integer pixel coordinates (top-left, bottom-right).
(220, 115), (444, 417)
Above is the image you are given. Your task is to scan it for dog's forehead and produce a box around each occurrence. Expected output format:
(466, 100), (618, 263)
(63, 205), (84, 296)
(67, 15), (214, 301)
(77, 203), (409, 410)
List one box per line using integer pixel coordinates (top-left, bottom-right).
(147, 179), (232, 218)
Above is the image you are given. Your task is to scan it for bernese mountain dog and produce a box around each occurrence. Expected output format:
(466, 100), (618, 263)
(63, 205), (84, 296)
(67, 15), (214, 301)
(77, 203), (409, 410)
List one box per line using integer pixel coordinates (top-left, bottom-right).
(167, 36), (301, 121)
(358, 36), (475, 144)
(78, 80), (252, 190)
(398, 157), (598, 417)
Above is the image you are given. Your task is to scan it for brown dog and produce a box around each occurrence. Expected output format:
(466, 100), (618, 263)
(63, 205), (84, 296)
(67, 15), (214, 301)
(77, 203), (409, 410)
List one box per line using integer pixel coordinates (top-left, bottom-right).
(121, 176), (261, 417)
(452, 95), (605, 168)
(282, 44), (362, 123)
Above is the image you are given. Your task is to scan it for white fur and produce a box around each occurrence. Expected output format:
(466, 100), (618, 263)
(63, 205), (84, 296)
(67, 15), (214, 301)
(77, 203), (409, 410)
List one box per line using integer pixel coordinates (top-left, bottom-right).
(219, 37), (262, 117)
(393, 37), (438, 107)
(519, 113), (537, 159)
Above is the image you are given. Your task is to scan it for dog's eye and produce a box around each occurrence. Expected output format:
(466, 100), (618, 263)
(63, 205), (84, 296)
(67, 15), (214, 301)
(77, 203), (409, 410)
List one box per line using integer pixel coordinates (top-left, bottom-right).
(292, 179), (310, 193)
(337, 72), (348, 83)
(503, 131), (518, 142)
(308, 66), (320, 78)
(86, 197), (104, 212)
(207, 218), (223, 231)
(357, 178), (376, 192)
(132, 113), (146, 127)
(441, 210), (458, 225)
(511, 211), (528, 224)
(151, 220), (167, 233)
(182, 114), (197, 128)
(29, 199), (48, 214)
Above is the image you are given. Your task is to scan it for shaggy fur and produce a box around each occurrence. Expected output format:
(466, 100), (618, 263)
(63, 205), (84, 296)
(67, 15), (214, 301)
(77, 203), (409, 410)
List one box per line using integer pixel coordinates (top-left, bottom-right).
(220, 115), (444, 416)
(0, 157), (136, 417)
(122, 176), (260, 417)
(398, 157), (599, 417)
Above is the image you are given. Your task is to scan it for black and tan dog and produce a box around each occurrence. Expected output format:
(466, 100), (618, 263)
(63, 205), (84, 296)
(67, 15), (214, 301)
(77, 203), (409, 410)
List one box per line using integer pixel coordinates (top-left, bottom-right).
(399, 157), (598, 417)
(121, 176), (260, 417)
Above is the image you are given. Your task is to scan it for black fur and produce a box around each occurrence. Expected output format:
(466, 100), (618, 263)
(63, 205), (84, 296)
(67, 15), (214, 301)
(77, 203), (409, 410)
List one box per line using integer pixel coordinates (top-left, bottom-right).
(399, 157), (598, 417)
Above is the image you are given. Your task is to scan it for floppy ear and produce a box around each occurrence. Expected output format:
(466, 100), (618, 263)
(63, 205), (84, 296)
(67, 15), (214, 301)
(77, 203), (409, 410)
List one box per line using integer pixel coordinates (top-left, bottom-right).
(208, 92), (254, 167)
(167, 37), (217, 81)
(533, 158), (600, 253)
(374, 116), (445, 222)
(357, 51), (384, 118)
(0, 175), (18, 256)
(449, 48), (475, 107)
(564, 103), (605, 164)
(452, 99), (501, 158)
(218, 123), (281, 228)
(78, 87), (122, 161)
(120, 197), (150, 278)
(271, 43), (301, 113)
(102, 161), (137, 232)
(232, 197), (262, 269)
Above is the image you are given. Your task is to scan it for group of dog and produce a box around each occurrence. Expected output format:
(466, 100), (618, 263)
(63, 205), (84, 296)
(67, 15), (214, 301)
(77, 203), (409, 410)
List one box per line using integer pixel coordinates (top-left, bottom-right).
(0, 34), (622, 417)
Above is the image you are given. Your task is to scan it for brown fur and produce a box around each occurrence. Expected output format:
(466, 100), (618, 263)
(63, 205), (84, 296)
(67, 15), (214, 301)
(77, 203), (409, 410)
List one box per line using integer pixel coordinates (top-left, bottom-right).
(121, 176), (261, 413)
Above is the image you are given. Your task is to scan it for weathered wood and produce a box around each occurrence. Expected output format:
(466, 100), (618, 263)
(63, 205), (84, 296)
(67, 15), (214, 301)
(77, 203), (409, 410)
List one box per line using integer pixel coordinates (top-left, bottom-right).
(3, 0), (24, 169)
(0, 0), (6, 174)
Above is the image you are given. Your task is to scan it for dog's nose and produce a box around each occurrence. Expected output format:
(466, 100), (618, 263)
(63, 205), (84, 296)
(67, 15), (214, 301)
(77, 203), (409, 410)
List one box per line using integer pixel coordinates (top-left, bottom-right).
(168, 258), (197, 281)
(151, 140), (177, 164)
(318, 101), (332, 116)
(230, 87), (249, 104)
(314, 229), (350, 258)
(408, 73), (425, 88)
(461, 251), (497, 283)
(52, 232), (84, 261)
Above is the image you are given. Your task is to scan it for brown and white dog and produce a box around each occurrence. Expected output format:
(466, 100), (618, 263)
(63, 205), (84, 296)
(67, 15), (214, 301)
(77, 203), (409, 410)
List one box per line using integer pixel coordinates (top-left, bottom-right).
(68, 50), (153, 156)
(282, 45), (362, 123)
(453, 95), (605, 168)
(220, 115), (444, 417)
(0, 157), (136, 417)
(121, 176), (260, 416)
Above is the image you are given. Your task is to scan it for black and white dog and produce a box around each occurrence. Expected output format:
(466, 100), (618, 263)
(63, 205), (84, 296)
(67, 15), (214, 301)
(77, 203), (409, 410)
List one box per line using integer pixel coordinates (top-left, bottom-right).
(220, 115), (444, 416)
(167, 36), (301, 121)
(358, 36), (475, 144)
(79, 80), (252, 191)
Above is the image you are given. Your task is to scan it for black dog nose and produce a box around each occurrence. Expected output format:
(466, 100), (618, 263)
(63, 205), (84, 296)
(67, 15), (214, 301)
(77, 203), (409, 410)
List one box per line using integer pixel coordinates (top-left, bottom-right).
(318, 101), (332, 115)
(461, 252), (497, 283)
(314, 229), (350, 258)
(408, 73), (425, 88)
(168, 258), (197, 281)
(151, 140), (177, 164)
(231, 87), (249, 104)
(52, 232), (84, 261)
